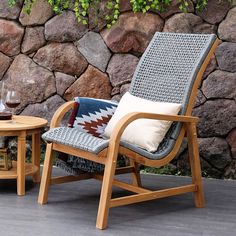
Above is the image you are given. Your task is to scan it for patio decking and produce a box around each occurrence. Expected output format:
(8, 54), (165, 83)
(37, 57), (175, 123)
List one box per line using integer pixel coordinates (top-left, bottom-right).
(0, 168), (236, 236)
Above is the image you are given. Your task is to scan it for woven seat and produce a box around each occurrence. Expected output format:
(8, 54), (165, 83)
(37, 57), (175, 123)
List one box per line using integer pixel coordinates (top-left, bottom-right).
(43, 126), (174, 160)
(38, 32), (220, 230)
(42, 127), (109, 154)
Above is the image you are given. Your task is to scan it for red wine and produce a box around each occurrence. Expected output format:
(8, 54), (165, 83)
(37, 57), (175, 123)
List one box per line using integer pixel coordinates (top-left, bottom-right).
(0, 112), (12, 120)
(6, 102), (20, 108)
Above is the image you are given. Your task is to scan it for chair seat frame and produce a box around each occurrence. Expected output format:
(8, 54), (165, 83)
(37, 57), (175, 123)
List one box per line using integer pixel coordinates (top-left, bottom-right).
(38, 38), (220, 230)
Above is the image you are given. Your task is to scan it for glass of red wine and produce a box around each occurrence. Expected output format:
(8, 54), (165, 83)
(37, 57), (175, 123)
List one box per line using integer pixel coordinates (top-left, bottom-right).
(5, 90), (21, 122)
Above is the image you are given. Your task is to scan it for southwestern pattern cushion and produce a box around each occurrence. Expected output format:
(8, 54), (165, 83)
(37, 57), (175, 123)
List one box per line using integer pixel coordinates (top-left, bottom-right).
(72, 97), (118, 138)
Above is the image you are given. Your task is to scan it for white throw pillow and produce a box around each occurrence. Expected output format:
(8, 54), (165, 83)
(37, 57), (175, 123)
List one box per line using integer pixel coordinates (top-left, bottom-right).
(104, 92), (182, 152)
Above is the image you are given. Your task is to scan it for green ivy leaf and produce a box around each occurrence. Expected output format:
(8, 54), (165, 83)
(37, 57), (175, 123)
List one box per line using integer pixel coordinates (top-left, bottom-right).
(82, 19), (88, 25)
(6, 0), (232, 29)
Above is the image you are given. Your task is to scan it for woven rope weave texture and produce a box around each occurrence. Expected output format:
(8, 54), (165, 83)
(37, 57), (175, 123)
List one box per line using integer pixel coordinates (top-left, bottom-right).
(42, 127), (109, 154)
(130, 32), (215, 110)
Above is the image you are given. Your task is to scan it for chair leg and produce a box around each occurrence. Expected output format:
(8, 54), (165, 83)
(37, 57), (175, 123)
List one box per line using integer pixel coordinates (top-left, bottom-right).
(129, 159), (142, 187)
(187, 123), (205, 208)
(96, 149), (118, 230)
(38, 143), (54, 205)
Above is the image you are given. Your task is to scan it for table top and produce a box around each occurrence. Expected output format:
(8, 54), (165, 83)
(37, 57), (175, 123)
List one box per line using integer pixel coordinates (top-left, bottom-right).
(0, 115), (48, 131)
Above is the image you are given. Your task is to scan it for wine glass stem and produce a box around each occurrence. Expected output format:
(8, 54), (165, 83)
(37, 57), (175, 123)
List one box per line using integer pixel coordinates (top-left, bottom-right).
(11, 110), (16, 123)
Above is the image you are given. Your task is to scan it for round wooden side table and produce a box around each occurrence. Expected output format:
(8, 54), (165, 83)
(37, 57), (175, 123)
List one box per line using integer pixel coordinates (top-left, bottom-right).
(0, 116), (47, 196)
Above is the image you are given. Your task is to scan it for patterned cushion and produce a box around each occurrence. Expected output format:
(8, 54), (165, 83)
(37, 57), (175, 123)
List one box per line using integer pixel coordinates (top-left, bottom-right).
(72, 97), (118, 137)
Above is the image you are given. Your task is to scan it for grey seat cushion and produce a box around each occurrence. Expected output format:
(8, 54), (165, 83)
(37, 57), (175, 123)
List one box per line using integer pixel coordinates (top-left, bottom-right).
(43, 127), (176, 160)
(120, 136), (176, 160)
(42, 127), (109, 154)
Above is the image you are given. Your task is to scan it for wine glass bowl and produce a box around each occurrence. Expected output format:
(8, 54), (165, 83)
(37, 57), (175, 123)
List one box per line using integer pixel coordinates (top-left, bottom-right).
(5, 90), (21, 116)
(0, 82), (12, 121)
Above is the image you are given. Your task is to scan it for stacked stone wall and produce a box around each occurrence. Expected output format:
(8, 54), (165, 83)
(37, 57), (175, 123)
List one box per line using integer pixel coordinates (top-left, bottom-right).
(0, 0), (235, 178)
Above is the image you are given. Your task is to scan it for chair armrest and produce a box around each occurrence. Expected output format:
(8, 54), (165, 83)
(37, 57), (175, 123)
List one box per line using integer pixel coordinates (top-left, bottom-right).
(109, 112), (198, 145)
(50, 101), (75, 128)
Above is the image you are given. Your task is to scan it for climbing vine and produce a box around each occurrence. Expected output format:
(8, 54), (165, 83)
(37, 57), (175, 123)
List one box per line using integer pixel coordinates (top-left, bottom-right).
(7, 0), (231, 28)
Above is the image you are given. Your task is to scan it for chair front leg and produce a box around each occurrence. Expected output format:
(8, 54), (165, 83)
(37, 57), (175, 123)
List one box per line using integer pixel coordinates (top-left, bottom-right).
(186, 123), (205, 208)
(96, 147), (118, 230)
(38, 143), (54, 205)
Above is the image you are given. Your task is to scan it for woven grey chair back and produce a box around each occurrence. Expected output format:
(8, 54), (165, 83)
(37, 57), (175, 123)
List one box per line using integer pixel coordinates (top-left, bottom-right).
(129, 32), (216, 115)
(128, 32), (216, 153)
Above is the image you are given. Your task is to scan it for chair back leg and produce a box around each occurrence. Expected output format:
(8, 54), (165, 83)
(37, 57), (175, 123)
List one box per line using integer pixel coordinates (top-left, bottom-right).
(38, 143), (54, 204)
(186, 123), (205, 208)
(129, 159), (142, 187)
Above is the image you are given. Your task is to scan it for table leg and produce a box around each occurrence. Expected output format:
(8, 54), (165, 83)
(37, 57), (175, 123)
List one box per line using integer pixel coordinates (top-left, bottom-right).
(17, 132), (26, 196)
(32, 132), (41, 183)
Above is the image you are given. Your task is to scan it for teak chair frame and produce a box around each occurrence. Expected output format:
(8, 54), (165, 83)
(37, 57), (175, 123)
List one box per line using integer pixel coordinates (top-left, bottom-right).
(38, 38), (220, 230)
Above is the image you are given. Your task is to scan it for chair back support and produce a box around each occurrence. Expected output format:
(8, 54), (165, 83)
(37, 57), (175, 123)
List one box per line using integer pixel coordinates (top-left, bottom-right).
(129, 32), (217, 115)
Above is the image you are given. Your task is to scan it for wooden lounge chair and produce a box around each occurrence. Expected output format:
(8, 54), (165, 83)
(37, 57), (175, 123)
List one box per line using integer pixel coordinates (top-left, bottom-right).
(38, 32), (220, 229)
